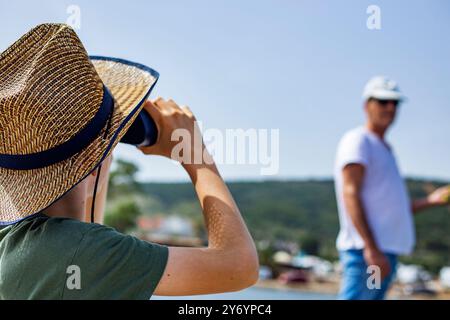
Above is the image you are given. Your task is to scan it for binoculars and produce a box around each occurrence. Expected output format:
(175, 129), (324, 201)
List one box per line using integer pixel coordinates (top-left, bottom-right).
(120, 108), (158, 147)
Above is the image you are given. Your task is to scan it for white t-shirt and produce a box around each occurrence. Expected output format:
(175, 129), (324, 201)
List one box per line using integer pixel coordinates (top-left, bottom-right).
(334, 127), (415, 255)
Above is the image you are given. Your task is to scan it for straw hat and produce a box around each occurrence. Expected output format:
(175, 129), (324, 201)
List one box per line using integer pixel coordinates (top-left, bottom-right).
(0, 23), (158, 225)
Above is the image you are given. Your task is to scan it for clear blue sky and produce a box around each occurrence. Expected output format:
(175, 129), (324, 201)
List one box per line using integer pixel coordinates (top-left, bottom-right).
(1, 0), (449, 181)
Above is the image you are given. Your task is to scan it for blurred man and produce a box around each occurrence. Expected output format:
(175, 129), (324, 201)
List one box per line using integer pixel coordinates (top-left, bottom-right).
(334, 76), (450, 300)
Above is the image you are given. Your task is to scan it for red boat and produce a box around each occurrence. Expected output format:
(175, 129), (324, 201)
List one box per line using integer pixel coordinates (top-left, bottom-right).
(277, 269), (309, 284)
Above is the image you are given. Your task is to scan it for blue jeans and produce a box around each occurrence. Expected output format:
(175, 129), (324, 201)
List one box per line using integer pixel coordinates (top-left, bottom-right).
(338, 249), (397, 300)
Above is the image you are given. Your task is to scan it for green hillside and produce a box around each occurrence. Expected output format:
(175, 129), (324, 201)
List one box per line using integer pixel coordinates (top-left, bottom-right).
(105, 161), (450, 273)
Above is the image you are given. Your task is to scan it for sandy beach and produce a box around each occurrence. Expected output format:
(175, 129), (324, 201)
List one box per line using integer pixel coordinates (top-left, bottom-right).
(255, 279), (450, 300)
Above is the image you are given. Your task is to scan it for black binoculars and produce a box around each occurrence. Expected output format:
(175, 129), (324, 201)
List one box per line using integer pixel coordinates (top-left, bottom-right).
(120, 109), (158, 147)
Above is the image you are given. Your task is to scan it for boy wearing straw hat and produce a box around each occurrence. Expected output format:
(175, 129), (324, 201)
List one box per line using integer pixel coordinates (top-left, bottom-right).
(0, 24), (258, 299)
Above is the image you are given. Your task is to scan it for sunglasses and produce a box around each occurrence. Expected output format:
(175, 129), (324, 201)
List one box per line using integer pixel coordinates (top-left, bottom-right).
(371, 98), (399, 108)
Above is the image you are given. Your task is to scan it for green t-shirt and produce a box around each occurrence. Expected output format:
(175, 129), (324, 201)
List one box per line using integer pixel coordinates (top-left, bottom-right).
(0, 213), (168, 300)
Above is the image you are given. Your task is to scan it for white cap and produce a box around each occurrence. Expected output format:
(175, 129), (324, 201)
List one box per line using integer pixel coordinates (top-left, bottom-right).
(362, 76), (406, 101)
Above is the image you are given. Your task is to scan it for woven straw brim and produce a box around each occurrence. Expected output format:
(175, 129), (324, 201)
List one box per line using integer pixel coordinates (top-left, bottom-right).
(0, 57), (157, 225)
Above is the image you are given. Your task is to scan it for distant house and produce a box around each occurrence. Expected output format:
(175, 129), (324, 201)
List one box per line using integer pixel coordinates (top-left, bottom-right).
(273, 251), (293, 265)
(396, 264), (432, 284)
(291, 254), (334, 278)
(137, 214), (203, 247)
(137, 215), (165, 231)
(158, 216), (195, 237)
(137, 214), (194, 237)
(439, 267), (450, 289)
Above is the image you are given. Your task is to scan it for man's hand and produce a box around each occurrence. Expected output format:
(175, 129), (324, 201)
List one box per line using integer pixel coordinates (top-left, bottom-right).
(427, 185), (450, 206)
(138, 98), (205, 163)
(413, 185), (450, 213)
(363, 247), (391, 280)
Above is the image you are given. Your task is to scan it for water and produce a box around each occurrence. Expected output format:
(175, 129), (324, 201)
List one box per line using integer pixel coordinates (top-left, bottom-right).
(152, 286), (337, 300)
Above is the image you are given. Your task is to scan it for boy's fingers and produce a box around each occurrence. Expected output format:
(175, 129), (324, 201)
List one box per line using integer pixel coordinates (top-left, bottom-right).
(181, 105), (194, 118)
(153, 97), (164, 105)
(152, 97), (169, 112)
(143, 99), (158, 110)
(166, 98), (183, 112)
(155, 98), (184, 116)
(142, 100), (161, 119)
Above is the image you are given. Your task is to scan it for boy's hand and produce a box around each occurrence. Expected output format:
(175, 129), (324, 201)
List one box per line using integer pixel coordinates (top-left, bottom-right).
(138, 98), (207, 164)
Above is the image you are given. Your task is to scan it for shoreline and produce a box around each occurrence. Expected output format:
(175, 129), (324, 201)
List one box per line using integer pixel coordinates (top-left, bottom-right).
(255, 279), (339, 296)
(255, 279), (450, 300)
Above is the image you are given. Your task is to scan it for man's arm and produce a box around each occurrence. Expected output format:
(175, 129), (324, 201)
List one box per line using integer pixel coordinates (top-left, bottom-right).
(342, 163), (390, 279)
(139, 99), (259, 296)
(411, 185), (450, 214)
